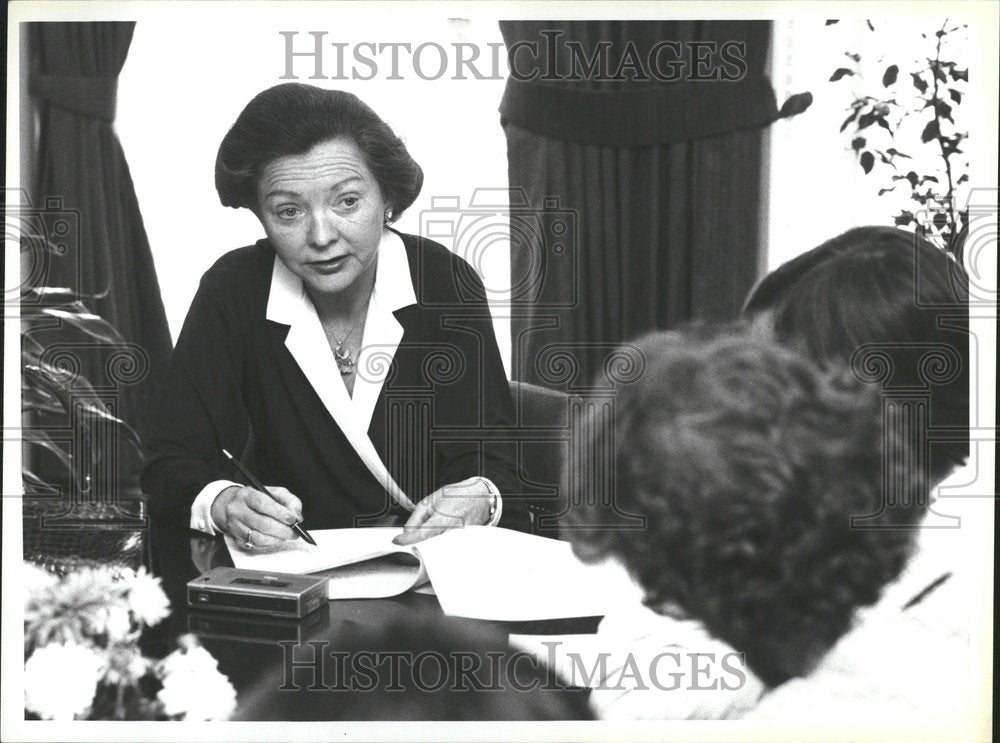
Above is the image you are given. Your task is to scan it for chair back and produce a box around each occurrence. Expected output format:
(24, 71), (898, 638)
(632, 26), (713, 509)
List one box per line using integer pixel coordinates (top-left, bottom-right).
(508, 380), (579, 537)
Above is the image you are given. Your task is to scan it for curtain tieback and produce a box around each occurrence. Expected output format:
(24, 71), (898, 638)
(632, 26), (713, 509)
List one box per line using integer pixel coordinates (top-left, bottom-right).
(500, 77), (811, 147)
(30, 73), (118, 122)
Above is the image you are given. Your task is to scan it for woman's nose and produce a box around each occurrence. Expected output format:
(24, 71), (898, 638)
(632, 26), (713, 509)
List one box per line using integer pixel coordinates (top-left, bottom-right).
(307, 212), (339, 248)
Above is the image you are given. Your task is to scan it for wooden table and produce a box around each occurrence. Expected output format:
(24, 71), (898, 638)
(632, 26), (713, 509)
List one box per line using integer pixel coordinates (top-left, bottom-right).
(145, 519), (598, 720)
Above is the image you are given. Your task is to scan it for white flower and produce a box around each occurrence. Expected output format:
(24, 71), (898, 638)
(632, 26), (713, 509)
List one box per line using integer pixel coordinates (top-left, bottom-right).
(157, 644), (219, 679)
(22, 563), (57, 597)
(127, 568), (171, 627)
(127, 654), (150, 681)
(157, 646), (236, 720)
(24, 642), (106, 721)
(105, 604), (133, 641)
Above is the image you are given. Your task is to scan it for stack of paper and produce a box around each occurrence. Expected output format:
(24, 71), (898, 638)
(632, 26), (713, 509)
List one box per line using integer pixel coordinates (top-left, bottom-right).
(225, 526), (640, 621)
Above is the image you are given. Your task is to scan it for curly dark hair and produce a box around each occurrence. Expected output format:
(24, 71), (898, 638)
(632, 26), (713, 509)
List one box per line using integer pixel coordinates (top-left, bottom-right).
(744, 226), (969, 483)
(215, 83), (423, 219)
(563, 326), (919, 687)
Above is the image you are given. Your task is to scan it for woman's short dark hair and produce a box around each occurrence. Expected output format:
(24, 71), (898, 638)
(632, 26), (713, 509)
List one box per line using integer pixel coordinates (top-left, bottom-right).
(743, 226), (969, 483)
(563, 327), (919, 687)
(215, 83), (423, 219)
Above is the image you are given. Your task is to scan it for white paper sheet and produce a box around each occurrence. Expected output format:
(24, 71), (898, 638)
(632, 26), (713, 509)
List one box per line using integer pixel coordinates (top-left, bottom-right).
(225, 527), (427, 598)
(225, 527), (408, 574)
(224, 525), (640, 619)
(413, 526), (643, 621)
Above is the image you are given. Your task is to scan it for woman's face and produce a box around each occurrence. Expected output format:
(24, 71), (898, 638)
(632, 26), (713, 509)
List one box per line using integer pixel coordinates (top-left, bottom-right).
(255, 137), (387, 300)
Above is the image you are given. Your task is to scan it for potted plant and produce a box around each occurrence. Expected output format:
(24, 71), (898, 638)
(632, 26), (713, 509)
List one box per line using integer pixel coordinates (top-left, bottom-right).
(20, 230), (150, 572)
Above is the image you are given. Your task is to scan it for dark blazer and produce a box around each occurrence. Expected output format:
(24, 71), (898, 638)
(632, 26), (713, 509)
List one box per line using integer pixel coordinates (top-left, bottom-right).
(142, 232), (526, 530)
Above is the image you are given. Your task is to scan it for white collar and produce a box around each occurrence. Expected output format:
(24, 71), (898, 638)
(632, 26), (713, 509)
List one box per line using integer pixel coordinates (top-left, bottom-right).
(265, 230), (416, 325)
(264, 230), (416, 510)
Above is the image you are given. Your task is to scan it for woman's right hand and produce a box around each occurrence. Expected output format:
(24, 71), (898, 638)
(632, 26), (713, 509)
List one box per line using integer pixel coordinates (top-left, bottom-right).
(211, 485), (304, 549)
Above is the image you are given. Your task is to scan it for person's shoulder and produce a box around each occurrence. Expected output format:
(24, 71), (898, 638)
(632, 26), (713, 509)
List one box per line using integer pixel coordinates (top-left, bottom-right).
(395, 231), (485, 306)
(200, 240), (273, 294)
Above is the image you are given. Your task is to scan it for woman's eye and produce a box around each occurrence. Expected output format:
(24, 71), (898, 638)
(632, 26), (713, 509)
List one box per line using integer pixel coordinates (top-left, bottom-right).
(277, 207), (300, 219)
(340, 196), (359, 208)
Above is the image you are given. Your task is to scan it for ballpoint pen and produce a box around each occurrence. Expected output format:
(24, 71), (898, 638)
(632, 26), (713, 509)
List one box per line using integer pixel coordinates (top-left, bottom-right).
(221, 449), (317, 546)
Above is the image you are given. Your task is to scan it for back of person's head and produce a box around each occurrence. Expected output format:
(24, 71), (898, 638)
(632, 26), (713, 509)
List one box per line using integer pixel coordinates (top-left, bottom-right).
(744, 226), (969, 483)
(234, 609), (592, 721)
(563, 326), (920, 687)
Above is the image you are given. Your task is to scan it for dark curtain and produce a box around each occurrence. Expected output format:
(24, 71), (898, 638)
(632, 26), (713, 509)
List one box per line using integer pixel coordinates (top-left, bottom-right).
(501, 21), (810, 389)
(29, 22), (173, 488)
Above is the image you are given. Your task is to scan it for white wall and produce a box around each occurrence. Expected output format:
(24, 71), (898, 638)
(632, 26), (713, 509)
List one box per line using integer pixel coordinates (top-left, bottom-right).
(766, 17), (972, 269)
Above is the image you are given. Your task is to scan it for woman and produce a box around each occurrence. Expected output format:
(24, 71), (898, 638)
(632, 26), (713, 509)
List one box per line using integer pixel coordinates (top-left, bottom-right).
(562, 326), (919, 719)
(142, 83), (525, 548)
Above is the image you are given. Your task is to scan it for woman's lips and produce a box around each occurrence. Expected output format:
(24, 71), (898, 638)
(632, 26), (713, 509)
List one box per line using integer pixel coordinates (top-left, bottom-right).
(308, 256), (348, 274)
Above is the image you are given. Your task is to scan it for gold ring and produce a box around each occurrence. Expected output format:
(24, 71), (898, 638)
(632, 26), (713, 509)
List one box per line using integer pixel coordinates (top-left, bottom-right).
(244, 528), (254, 550)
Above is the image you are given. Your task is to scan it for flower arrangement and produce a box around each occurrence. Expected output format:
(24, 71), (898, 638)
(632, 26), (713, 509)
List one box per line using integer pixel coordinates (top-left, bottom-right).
(23, 563), (237, 721)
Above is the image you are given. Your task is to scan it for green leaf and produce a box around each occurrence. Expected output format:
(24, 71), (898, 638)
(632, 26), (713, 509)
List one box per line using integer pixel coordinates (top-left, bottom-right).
(20, 382), (64, 414)
(40, 307), (127, 345)
(866, 20), (874, 31)
(933, 212), (949, 230)
(23, 468), (61, 496)
(23, 430), (74, 472)
(882, 65), (899, 87)
(886, 148), (911, 159)
(830, 68), (854, 82)
(860, 151), (875, 174)
(951, 68), (968, 82)
(911, 73), (928, 94)
(957, 174), (969, 184)
(840, 111), (859, 132)
(936, 101), (954, 122)
(906, 171), (919, 188)
(825, 19), (839, 25)
(921, 119), (940, 143)
(845, 52), (861, 63)
(895, 211), (915, 226)
(857, 111), (876, 129)
(24, 287), (77, 303)
(78, 403), (144, 453)
(778, 91), (813, 118)
(949, 89), (962, 105)
(878, 187), (897, 195)
(851, 137), (866, 151)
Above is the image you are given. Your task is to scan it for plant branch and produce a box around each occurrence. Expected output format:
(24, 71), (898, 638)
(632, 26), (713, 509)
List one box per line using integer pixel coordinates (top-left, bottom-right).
(929, 19), (957, 237)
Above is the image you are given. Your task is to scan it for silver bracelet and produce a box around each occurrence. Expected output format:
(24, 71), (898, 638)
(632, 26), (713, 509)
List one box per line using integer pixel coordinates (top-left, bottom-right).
(478, 477), (499, 524)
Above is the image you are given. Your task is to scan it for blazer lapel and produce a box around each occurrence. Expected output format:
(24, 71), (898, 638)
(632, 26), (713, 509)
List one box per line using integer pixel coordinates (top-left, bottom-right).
(266, 250), (415, 510)
(352, 231), (416, 434)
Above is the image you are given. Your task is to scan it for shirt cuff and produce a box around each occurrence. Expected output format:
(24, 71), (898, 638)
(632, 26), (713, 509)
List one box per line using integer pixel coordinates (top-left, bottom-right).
(478, 477), (504, 527)
(190, 480), (241, 535)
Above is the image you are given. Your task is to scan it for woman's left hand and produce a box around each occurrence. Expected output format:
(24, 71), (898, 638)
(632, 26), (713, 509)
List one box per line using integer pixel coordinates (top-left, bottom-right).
(394, 477), (492, 545)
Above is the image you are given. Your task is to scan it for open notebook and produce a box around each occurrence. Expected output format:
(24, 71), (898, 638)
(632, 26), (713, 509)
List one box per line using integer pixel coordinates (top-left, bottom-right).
(225, 526), (640, 621)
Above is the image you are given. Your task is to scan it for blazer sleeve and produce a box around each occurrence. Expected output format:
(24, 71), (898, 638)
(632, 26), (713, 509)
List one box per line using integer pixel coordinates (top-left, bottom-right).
(428, 260), (529, 531)
(140, 271), (251, 525)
